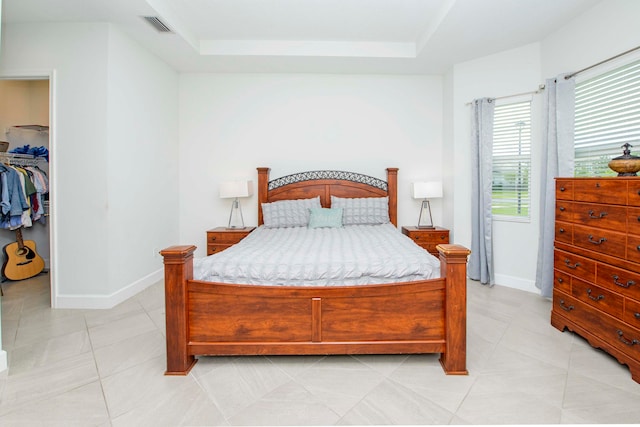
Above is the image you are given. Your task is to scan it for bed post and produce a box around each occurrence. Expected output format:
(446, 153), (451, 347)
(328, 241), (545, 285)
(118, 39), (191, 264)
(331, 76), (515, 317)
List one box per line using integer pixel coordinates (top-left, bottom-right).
(437, 243), (471, 375)
(160, 245), (197, 375)
(386, 168), (398, 227)
(257, 167), (270, 226)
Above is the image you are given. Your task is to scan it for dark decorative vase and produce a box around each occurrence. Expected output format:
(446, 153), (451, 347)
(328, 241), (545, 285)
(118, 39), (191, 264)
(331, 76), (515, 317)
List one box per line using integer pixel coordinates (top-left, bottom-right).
(608, 143), (640, 176)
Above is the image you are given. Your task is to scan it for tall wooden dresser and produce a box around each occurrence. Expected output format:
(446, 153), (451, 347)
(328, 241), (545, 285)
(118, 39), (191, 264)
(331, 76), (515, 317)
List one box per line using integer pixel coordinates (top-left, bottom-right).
(553, 177), (640, 383)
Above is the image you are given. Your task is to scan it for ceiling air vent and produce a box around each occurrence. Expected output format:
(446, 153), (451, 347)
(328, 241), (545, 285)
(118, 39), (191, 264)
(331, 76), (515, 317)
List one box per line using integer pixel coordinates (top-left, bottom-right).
(142, 16), (173, 33)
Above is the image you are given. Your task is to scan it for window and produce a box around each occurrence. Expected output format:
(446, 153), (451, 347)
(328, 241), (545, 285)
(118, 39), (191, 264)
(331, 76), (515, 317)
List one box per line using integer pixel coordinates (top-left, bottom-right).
(492, 101), (531, 218)
(575, 59), (640, 176)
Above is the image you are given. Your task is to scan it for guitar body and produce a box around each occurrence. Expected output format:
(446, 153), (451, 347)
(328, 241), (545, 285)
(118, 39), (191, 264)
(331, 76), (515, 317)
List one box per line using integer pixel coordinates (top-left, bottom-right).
(2, 235), (45, 281)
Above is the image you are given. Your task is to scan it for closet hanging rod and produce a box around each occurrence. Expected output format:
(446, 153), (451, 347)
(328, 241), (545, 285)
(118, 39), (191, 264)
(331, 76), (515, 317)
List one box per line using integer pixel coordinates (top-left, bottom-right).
(565, 45), (640, 80)
(0, 153), (43, 167)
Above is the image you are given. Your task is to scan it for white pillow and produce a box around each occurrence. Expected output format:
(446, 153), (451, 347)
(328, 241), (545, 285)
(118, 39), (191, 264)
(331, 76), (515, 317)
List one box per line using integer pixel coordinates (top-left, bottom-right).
(262, 196), (322, 228)
(330, 196), (390, 225)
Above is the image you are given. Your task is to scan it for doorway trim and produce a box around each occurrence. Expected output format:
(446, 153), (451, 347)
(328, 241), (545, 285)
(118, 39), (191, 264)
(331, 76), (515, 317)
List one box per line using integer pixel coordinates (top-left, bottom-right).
(0, 68), (58, 308)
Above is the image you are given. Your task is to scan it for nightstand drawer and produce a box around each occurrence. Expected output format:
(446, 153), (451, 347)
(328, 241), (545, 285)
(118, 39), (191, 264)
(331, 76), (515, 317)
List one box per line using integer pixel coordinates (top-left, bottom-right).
(206, 227), (255, 255)
(401, 226), (450, 255)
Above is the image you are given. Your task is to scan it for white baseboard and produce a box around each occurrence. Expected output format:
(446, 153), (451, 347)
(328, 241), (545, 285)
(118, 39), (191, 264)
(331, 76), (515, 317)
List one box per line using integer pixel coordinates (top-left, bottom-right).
(0, 350), (7, 373)
(54, 268), (163, 309)
(493, 273), (539, 294)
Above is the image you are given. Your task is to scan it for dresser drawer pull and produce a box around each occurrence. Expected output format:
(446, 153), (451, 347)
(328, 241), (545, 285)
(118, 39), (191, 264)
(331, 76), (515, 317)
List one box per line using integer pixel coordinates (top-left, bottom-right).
(559, 206), (566, 211)
(617, 330), (640, 346)
(556, 277), (564, 283)
(587, 235), (606, 245)
(635, 312), (640, 319)
(586, 289), (604, 301)
(559, 228), (565, 233)
(588, 210), (607, 219)
(560, 186), (566, 192)
(559, 300), (574, 312)
(210, 236), (216, 241)
(612, 275), (635, 288)
(564, 259), (581, 269)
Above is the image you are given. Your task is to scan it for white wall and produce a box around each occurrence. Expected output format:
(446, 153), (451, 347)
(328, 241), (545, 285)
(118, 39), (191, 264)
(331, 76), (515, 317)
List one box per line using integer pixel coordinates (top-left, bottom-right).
(178, 74), (444, 256)
(0, 22), (179, 307)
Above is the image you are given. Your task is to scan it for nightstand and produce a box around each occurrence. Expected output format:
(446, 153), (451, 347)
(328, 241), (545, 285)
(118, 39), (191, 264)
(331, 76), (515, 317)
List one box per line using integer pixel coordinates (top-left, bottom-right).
(206, 227), (256, 255)
(401, 226), (450, 256)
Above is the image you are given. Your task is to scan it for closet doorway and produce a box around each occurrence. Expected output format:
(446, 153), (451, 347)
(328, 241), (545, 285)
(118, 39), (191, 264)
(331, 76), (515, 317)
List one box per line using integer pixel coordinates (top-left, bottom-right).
(0, 74), (54, 306)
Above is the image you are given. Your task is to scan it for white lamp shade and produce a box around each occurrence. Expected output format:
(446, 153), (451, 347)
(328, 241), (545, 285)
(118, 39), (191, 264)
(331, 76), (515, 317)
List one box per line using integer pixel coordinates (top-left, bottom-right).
(412, 181), (443, 199)
(219, 180), (254, 198)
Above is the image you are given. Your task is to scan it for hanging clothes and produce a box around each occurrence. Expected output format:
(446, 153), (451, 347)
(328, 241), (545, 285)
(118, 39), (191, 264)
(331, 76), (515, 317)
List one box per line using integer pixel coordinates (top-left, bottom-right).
(0, 162), (49, 229)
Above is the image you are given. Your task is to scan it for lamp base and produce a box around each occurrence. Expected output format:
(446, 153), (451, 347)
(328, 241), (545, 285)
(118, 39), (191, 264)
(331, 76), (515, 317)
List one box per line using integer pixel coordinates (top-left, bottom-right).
(417, 200), (434, 228)
(227, 198), (245, 229)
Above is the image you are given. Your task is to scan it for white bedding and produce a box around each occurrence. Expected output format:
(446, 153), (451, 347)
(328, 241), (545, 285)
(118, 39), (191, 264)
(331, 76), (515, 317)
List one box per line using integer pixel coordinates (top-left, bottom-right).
(193, 224), (441, 285)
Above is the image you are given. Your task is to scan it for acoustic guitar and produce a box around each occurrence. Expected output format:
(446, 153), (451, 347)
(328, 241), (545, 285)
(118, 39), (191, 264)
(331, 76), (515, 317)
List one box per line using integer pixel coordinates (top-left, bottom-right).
(2, 227), (45, 281)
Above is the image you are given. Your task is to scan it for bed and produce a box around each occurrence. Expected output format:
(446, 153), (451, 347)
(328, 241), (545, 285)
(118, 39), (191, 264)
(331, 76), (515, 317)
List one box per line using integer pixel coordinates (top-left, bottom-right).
(161, 167), (470, 376)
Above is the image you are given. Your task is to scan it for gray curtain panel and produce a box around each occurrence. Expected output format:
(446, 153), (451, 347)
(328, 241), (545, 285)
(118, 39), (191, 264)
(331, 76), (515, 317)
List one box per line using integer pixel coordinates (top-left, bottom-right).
(469, 98), (495, 285)
(535, 75), (575, 298)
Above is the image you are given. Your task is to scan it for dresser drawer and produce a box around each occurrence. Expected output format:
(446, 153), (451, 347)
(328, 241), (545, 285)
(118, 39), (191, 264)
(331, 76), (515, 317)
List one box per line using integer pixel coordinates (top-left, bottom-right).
(624, 299), (640, 328)
(556, 180), (574, 200)
(570, 278), (624, 318)
(207, 244), (233, 255)
(553, 291), (640, 361)
(626, 235), (640, 264)
(572, 224), (626, 259)
(555, 221), (573, 244)
(627, 182), (640, 207)
(555, 201), (574, 221)
(596, 263), (640, 301)
(572, 203), (627, 231)
(554, 249), (596, 282)
(627, 207), (640, 236)
(573, 179), (628, 204)
(554, 269), (572, 294)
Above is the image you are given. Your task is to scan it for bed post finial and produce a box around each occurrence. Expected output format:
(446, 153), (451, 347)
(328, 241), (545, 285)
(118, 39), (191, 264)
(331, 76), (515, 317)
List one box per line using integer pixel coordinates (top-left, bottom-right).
(386, 168), (398, 226)
(257, 168), (270, 226)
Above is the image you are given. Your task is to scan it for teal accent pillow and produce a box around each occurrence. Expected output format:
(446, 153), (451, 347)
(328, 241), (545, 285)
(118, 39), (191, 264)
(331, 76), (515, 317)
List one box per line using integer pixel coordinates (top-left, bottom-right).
(308, 208), (343, 229)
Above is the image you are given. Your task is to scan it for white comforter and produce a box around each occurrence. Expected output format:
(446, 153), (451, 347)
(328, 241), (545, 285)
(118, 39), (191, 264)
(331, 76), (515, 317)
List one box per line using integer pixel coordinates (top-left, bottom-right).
(193, 224), (441, 286)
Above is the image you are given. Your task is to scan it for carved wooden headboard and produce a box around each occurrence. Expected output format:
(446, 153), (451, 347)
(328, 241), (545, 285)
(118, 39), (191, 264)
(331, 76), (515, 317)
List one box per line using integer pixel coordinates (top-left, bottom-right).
(256, 167), (398, 226)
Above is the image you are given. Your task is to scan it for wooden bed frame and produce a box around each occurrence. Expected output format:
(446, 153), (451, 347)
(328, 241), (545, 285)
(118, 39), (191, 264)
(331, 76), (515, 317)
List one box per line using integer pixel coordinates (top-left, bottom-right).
(161, 167), (470, 376)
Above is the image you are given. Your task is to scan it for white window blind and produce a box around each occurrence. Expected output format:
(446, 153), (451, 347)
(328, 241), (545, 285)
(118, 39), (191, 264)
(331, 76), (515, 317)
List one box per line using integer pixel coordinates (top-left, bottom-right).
(492, 101), (531, 218)
(575, 59), (640, 176)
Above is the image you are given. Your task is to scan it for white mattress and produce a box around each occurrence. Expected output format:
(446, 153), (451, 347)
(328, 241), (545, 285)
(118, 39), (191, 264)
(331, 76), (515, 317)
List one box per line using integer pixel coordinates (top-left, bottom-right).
(193, 224), (441, 286)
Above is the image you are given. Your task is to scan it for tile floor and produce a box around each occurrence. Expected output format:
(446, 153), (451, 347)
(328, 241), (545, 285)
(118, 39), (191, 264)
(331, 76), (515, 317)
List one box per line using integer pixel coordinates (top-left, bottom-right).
(1, 274), (639, 426)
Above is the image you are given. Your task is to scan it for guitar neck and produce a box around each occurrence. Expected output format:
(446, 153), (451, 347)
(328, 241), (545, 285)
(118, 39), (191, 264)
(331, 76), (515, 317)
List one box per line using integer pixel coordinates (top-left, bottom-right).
(15, 228), (25, 249)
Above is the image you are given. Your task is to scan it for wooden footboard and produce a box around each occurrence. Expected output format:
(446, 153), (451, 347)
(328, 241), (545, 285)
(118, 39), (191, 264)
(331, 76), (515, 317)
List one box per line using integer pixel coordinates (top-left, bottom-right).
(161, 243), (470, 376)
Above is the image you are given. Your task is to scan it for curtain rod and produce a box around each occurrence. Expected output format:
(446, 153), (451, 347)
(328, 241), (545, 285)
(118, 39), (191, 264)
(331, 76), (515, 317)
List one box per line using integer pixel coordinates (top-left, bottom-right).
(565, 45), (640, 80)
(465, 86), (544, 106)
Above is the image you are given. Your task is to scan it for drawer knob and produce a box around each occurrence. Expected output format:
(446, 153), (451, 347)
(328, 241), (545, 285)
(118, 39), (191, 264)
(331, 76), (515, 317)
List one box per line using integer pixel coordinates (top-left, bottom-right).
(587, 235), (606, 245)
(559, 300), (574, 312)
(617, 330), (640, 346)
(588, 210), (607, 219)
(595, 182), (601, 188)
(635, 312), (640, 319)
(559, 228), (565, 233)
(637, 216), (640, 222)
(559, 206), (566, 211)
(560, 187), (566, 192)
(586, 288), (604, 301)
(557, 277), (564, 283)
(440, 235), (446, 240)
(210, 236), (217, 241)
(564, 259), (581, 269)
(612, 275), (635, 288)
